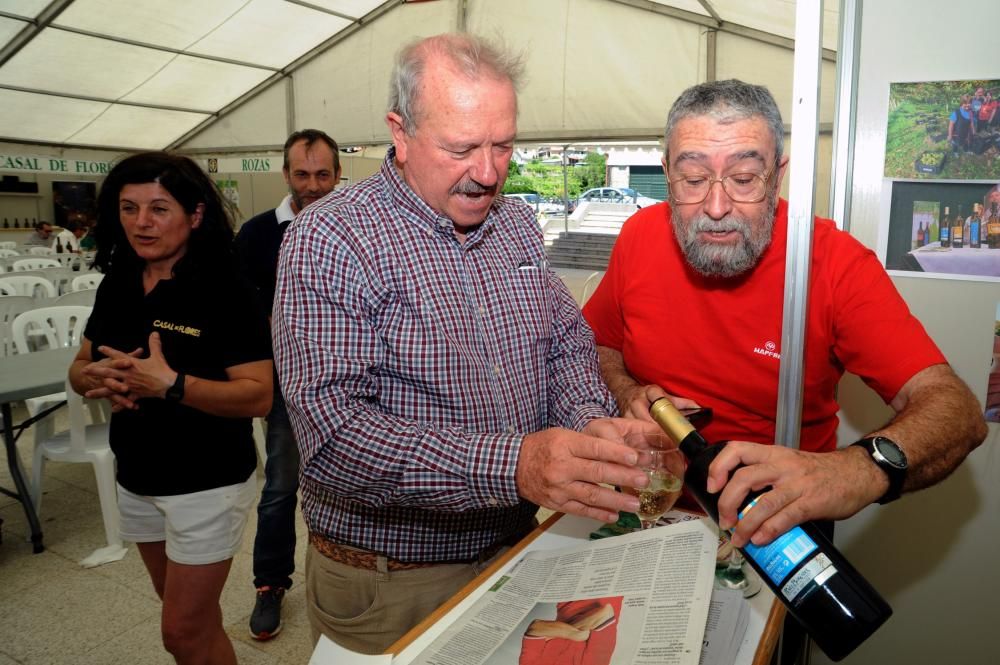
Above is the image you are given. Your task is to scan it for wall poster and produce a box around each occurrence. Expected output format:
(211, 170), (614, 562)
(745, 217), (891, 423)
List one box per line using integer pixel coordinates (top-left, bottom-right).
(884, 79), (1000, 180)
(987, 302), (1000, 423)
(884, 182), (1000, 279)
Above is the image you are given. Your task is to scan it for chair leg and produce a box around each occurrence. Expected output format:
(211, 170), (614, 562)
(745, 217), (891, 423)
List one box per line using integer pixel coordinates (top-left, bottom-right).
(30, 446), (46, 517)
(78, 453), (128, 568)
(90, 453), (122, 548)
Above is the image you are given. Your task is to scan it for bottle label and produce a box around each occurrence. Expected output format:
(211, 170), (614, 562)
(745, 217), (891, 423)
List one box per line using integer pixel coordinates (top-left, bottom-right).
(781, 552), (837, 604)
(743, 526), (818, 587)
(739, 497), (818, 587)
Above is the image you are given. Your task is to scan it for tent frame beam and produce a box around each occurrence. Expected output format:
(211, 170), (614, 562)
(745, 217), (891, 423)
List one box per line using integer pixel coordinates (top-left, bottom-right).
(166, 0), (402, 151)
(46, 24), (281, 72)
(606, 0), (837, 62)
(0, 0), (74, 68)
(0, 83), (214, 115)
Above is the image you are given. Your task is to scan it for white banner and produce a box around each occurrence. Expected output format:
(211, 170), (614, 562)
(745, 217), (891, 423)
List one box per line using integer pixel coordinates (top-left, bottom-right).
(0, 153), (114, 175)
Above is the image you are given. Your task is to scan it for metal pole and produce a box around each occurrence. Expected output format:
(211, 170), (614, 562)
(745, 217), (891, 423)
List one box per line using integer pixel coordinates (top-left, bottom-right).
(830, 0), (862, 231)
(563, 145), (570, 234)
(775, 0), (823, 453)
(775, 5), (824, 663)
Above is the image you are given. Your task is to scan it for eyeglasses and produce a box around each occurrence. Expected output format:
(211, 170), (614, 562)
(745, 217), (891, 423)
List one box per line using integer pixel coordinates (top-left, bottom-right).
(668, 167), (775, 205)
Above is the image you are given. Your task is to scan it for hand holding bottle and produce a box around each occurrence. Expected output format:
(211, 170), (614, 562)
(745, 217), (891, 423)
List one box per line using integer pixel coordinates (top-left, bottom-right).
(706, 441), (889, 548)
(648, 398), (892, 661)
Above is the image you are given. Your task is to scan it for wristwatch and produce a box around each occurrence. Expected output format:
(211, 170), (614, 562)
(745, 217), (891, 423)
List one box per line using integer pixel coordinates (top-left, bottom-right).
(851, 436), (908, 504)
(165, 372), (186, 403)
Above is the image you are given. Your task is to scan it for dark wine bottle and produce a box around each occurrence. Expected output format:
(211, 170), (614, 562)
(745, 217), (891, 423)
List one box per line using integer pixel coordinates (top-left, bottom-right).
(939, 205), (951, 247)
(649, 398), (891, 662)
(951, 204), (964, 248)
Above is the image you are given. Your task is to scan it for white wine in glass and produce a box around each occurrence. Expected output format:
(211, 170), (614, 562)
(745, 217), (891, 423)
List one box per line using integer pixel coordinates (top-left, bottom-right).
(623, 441), (686, 529)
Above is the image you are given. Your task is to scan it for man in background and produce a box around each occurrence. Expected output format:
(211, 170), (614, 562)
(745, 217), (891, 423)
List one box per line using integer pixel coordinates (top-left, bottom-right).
(51, 220), (85, 252)
(23, 220), (53, 246)
(235, 129), (341, 641)
(273, 33), (653, 654)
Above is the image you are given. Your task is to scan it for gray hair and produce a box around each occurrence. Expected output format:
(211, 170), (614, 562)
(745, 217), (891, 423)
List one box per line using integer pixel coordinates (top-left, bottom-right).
(664, 79), (785, 165)
(388, 33), (525, 135)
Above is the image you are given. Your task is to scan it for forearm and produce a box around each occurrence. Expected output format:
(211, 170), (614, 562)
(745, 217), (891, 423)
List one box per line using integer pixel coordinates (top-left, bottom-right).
(68, 358), (97, 395)
(873, 364), (987, 493)
(597, 345), (640, 408)
(177, 370), (272, 418)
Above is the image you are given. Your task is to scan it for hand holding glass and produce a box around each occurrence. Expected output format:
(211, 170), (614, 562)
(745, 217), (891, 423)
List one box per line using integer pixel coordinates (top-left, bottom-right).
(622, 433), (686, 529)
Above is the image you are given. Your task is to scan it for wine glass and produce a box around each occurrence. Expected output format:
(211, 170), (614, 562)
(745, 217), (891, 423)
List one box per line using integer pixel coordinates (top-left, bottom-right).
(623, 433), (686, 530)
(715, 528), (762, 598)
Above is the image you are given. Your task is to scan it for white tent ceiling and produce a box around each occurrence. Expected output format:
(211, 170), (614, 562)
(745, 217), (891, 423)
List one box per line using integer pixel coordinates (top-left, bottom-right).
(0, 0), (839, 152)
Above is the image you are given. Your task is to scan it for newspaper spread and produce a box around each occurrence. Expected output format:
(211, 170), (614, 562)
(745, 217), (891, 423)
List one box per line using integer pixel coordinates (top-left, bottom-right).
(408, 517), (718, 665)
(699, 588), (749, 665)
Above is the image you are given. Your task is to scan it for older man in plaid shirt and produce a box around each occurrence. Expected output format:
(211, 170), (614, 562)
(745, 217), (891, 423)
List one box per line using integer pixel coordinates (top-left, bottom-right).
(274, 33), (656, 655)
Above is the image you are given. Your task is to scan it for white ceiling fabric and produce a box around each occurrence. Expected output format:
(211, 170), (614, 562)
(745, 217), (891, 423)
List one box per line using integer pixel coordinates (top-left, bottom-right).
(0, 0), (838, 151)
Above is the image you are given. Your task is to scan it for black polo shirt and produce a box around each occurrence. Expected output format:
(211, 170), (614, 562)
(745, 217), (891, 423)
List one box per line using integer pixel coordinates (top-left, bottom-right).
(234, 208), (286, 316)
(84, 266), (272, 496)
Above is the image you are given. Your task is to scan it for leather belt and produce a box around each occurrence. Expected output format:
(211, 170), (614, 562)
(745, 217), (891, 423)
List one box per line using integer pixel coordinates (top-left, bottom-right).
(308, 530), (521, 572)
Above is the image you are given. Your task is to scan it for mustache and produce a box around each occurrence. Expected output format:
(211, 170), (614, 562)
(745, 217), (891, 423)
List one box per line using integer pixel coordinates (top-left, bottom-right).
(688, 217), (747, 235)
(451, 180), (496, 196)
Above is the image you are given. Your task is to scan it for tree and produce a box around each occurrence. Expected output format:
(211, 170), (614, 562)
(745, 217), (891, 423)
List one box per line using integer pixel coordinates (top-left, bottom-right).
(578, 152), (607, 191)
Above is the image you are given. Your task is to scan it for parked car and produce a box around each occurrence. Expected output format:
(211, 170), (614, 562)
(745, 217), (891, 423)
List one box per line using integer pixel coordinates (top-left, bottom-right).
(505, 192), (541, 212)
(575, 187), (662, 209)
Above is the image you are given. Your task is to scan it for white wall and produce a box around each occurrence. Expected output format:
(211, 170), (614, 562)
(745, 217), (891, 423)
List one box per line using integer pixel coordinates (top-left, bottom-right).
(823, 1), (1000, 663)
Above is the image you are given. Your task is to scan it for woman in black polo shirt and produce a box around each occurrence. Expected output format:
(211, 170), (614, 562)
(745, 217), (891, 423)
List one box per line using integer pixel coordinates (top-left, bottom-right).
(68, 152), (272, 665)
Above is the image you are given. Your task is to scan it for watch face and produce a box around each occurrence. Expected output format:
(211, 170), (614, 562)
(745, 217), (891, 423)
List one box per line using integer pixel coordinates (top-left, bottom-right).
(874, 438), (907, 468)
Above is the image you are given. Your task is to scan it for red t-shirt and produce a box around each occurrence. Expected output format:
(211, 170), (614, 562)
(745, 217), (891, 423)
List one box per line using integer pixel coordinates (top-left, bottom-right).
(979, 100), (998, 121)
(583, 199), (945, 452)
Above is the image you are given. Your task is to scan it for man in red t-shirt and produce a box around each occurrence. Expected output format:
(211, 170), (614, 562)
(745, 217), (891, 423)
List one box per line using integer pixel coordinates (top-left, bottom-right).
(583, 80), (986, 553)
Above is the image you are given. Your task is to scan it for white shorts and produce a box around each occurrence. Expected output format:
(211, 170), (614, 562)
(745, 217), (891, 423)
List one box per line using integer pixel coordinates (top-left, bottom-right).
(118, 475), (257, 565)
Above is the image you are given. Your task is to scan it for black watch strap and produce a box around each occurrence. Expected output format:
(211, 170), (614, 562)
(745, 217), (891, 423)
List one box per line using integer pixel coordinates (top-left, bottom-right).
(165, 372), (186, 403)
(851, 436), (907, 504)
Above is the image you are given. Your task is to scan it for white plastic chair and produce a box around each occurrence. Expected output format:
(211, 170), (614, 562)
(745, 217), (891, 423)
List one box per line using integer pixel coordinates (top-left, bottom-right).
(0, 241), (16, 250)
(12, 305), (93, 445)
(40, 267), (75, 295)
(13, 257), (61, 271)
(0, 248), (19, 258)
(581, 271), (604, 305)
(52, 253), (83, 269)
(0, 295), (34, 357)
(27, 246), (55, 256)
(31, 377), (127, 568)
(12, 305), (91, 353)
(55, 289), (97, 307)
(72, 273), (104, 291)
(0, 275), (57, 299)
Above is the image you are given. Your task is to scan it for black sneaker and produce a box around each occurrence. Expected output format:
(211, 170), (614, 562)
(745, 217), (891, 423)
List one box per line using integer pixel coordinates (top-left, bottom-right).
(249, 586), (285, 640)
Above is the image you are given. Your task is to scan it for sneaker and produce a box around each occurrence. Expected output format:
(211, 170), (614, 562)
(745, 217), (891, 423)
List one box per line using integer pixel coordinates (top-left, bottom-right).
(249, 586), (285, 640)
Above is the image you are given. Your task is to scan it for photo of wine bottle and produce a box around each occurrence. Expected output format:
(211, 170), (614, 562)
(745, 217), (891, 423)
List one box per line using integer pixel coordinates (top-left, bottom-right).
(649, 397), (892, 662)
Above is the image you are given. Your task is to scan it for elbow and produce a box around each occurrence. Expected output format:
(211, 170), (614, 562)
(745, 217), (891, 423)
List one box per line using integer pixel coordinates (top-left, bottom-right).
(250, 388), (273, 418)
(970, 416), (989, 452)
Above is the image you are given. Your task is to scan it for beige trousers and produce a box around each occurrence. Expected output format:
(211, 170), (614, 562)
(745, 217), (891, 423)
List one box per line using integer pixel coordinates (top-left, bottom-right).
(305, 542), (505, 655)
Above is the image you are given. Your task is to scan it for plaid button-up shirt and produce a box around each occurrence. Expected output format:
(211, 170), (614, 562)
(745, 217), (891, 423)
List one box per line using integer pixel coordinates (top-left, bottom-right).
(273, 149), (615, 561)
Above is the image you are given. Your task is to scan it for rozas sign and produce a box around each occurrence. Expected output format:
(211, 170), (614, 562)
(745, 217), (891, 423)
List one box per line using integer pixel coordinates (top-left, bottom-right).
(202, 155), (282, 174)
(0, 153), (114, 175)
(0, 152), (283, 176)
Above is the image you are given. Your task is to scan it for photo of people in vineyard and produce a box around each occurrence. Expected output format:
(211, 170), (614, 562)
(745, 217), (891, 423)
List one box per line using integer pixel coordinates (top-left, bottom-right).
(885, 78), (1000, 180)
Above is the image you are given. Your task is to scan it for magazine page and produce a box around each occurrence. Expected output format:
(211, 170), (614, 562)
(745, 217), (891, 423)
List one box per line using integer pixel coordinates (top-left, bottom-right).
(408, 517), (717, 665)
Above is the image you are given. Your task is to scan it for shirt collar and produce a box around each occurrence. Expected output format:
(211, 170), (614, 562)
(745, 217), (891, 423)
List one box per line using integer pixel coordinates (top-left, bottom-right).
(380, 146), (496, 244)
(276, 194), (296, 224)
